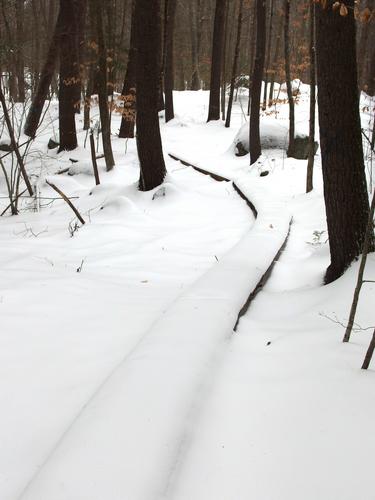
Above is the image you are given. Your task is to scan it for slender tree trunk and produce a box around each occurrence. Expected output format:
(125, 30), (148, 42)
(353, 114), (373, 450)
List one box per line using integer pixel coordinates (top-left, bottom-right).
(284, 0), (295, 157)
(164, 0), (177, 122)
(249, 0), (266, 164)
(225, 0), (244, 128)
(362, 329), (375, 369)
(135, 0), (167, 191)
(315, 0), (373, 283)
(306, 0), (316, 193)
(190, 0), (201, 90)
(268, 17), (283, 106)
(15, 0), (25, 102)
(24, 10), (62, 138)
(220, 0), (229, 122)
(247, 0), (257, 115)
(91, 0), (115, 170)
(207, 0), (226, 121)
(262, 0), (274, 111)
(119, 0), (137, 138)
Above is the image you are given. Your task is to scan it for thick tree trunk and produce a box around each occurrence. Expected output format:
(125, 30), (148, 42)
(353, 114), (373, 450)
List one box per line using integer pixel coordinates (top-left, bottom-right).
(164, 0), (177, 122)
(91, 0), (115, 170)
(135, 0), (166, 191)
(249, 0), (266, 164)
(207, 0), (226, 122)
(58, 0), (79, 152)
(284, 0), (295, 157)
(225, 0), (244, 128)
(119, 0), (137, 138)
(315, 0), (372, 283)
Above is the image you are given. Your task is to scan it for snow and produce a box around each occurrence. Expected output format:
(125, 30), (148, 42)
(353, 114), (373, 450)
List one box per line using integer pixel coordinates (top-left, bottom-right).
(0, 86), (374, 500)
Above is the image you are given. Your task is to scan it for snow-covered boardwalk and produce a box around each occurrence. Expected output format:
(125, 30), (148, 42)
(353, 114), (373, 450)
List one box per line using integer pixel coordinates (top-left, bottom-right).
(19, 156), (291, 500)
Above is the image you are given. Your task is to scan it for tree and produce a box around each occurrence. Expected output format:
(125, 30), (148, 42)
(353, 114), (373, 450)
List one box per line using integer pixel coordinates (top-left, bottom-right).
(119, 0), (137, 139)
(58, 0), (80, 152)
(315, 0), (373, 283)
(249, 0), (266, 163)
(135, 0), (167, 191)
(207, 0), (226, 122)
(284, 0), (295, 157)
(24, 10), (63, 138)
(306, 0), (316, 193)
(90, 0), (115, 170)
(225, 0), (244, 128)
(164, 0), (178, 123)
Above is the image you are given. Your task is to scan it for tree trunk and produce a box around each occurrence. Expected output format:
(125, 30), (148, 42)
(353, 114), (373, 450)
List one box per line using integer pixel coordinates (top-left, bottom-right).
(58, 0), (79, 152)
(15, 0), (25, 102)
(306, 0), (316, 193)
(90, 0), (115, 170)
(189, 0), (201, 90)
(249, 0), (266, 164)
(164, 0), (177, 122)
(284, 0), (295, 157)
(119, 0), (137, 138)
(362, 329), (375, 369)
(207, 0), (226, 121)
(24, 11), (63, 137)
(315, 0), (372, 283)
(225, 0), (244, 128)
(135, 0), (167, 191)
(262, 0), (274, 111)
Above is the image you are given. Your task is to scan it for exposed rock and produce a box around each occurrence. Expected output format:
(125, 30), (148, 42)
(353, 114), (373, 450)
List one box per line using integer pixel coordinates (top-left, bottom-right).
(47, 138), (59, 150)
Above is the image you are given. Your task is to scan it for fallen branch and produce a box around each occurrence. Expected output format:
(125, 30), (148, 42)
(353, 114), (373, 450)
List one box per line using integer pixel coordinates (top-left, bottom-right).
(46, 180), (85, 225)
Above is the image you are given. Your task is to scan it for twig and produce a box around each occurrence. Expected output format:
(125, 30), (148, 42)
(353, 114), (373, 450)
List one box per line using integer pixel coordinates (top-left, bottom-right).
(46, 180), (85, 225)
(0, 188), (28, 216)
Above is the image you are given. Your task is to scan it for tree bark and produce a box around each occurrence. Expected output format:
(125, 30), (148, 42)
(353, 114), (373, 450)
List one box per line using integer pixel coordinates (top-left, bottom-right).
(249, 0), (266, 164)
(135, 0), (167, 191)
(315, 0), (373, 283)
(207, 0), (226, 121)
(164, 0), (178, 122)
(90, 0), (115, 170)
(58, 0), (79, 151)
(306, 0), (316, 193)
(284, 0), (295, 157)
(119, 0), (137, 138)
(225, 0), (244, 128)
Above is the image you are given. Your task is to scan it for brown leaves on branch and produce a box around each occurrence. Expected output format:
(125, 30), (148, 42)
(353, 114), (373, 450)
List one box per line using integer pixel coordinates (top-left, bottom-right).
(314, 0), (374, 21)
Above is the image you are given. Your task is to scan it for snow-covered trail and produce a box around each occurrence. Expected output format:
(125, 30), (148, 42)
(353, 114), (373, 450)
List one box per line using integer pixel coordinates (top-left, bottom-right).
(161, 170), (375, 500)
(1, 103), (254, 500)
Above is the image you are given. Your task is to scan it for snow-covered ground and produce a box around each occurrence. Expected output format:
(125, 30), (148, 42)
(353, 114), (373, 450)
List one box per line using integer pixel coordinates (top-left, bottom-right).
(0, 85), (374, 500)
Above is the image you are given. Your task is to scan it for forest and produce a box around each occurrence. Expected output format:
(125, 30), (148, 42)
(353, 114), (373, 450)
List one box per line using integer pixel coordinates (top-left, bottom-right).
(0, 1), (374, 499)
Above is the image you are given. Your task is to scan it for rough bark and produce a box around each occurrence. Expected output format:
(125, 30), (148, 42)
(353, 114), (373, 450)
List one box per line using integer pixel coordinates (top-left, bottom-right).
(58, 0), (79, 151)
(135, 0), (167, 191)
(315, 0), (372, 283)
